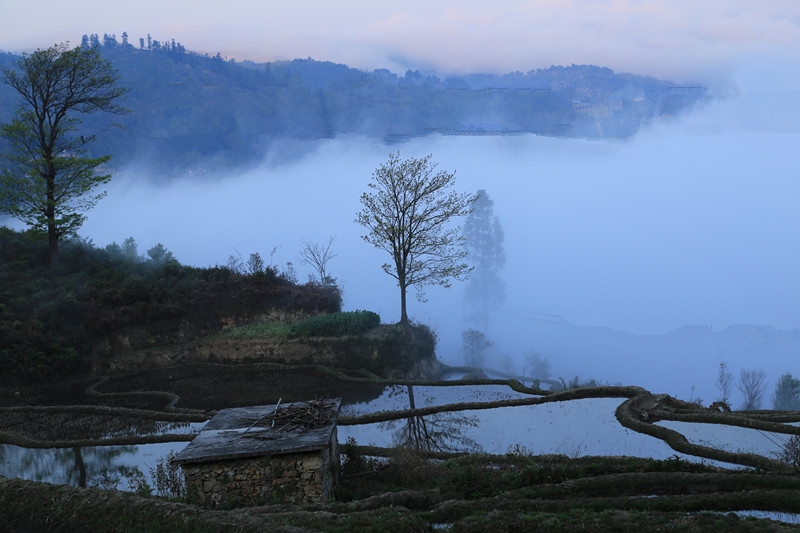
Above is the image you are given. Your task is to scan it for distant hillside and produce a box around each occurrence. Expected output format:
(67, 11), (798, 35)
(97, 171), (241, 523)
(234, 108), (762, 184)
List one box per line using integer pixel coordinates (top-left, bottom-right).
(0, 35), (708, 177)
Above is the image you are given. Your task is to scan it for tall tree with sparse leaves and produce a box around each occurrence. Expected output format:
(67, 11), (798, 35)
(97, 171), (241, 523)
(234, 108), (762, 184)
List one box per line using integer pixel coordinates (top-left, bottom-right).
(356, 153), (476, 324)
(463, 189), (505, 331)
(0, 43), (128, 264)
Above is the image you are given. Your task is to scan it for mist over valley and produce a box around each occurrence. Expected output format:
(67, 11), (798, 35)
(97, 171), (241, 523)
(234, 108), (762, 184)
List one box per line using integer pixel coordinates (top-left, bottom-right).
(1, 37), (798, 404)
(56, 61), (800, 403)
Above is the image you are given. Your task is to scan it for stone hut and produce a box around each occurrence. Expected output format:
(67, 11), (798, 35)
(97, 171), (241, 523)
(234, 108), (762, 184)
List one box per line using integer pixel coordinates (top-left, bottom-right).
(173, 398), (341, 507)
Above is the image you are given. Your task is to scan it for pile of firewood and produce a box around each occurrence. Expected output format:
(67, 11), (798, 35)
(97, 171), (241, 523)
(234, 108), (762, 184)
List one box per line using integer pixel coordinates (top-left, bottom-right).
(257, 399), (337, 432)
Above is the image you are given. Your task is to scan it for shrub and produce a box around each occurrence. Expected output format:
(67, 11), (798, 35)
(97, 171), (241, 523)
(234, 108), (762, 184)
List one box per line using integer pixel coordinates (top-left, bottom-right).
(411, 323), (437, 361)
(288, 310), (380, 338)
(151, 451), (186, 499)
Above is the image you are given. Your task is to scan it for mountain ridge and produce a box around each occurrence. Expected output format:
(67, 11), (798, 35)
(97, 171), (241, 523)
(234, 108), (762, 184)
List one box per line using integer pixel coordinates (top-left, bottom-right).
(0, 38), (708, 179)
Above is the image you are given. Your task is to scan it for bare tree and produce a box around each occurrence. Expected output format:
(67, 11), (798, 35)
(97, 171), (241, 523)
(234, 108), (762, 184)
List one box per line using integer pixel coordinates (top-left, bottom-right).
(738, 368), (767, 411)
(299, 236), (337, 285)
(716, 362), (734, 407)
(226, 249), (244, 273)
(356, 153), (476, 323)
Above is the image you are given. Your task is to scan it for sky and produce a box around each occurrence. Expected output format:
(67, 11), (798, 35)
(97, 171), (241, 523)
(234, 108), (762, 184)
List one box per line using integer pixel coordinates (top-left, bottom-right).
(2, 1), (800, 85)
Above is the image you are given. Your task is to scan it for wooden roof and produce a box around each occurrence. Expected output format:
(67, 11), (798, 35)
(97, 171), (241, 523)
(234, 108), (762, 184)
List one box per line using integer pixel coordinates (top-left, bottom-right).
(173, 399), (341, 465)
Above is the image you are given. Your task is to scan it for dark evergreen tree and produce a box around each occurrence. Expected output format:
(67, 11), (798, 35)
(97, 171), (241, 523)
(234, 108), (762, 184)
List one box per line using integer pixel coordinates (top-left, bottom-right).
(80, 35), (89, 48)
(121, 31), (129, 47)
(463, 189), (505, 331)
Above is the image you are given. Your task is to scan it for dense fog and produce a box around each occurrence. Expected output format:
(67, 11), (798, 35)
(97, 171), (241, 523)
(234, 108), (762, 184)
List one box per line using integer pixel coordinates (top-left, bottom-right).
(5, 57), (798, 403)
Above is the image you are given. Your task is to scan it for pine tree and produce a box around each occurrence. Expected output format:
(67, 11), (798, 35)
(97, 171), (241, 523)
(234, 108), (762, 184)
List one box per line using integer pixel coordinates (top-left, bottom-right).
(463, 189), (505, 331)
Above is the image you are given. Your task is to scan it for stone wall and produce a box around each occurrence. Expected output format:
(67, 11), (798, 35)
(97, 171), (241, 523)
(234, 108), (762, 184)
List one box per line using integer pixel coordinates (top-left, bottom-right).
(182, 430), (338, 507)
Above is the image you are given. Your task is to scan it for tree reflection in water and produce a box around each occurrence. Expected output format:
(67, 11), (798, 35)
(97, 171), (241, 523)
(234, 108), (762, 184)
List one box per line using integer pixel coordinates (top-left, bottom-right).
(0, 444), (144, 489)
(384, 385), (482, 453)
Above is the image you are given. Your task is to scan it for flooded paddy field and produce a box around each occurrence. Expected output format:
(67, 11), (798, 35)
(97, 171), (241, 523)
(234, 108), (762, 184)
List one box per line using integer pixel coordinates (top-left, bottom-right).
(3, 363), (800, 530)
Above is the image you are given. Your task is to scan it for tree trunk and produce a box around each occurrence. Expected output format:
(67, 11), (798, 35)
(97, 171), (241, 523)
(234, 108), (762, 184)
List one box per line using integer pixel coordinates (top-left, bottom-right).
(46, 172), (59, 264)
(48, 221), (59, 264)
(400, 283), (408, 324)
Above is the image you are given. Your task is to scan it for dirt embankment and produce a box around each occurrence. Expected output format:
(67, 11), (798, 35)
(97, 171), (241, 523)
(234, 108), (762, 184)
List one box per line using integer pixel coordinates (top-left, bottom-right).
(90, 309), (312, 372)
(101, 324), (442, 381)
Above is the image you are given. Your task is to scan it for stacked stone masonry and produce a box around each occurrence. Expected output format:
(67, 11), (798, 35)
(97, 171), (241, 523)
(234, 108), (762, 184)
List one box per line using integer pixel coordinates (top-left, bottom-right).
(183, 441), (336, 507)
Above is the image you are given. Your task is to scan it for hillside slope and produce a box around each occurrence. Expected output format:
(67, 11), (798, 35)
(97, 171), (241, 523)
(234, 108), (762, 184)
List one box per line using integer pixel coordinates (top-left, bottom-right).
(0, 38), (707, 177)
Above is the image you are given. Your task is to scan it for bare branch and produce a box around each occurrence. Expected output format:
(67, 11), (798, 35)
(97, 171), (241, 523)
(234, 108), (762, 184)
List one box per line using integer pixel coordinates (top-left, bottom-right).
(298, 236), (338, 285)
(738, 368), (767, 411)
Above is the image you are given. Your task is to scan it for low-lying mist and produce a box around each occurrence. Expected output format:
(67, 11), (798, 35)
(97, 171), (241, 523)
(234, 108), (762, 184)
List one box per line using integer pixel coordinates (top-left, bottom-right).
(7, 57), (797, 403)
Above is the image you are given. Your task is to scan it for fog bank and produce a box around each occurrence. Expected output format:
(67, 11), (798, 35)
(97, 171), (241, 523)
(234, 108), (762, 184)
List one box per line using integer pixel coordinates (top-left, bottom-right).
(3, 58), (797, 400)
(83, 100), (800, 336)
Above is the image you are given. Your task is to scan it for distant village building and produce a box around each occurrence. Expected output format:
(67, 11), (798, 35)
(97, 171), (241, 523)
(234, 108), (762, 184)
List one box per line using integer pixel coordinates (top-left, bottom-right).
(173, 399), (341, 507)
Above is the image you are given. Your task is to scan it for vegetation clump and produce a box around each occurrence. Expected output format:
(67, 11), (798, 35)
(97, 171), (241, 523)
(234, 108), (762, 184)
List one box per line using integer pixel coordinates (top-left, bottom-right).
(288, 310), (381, 339)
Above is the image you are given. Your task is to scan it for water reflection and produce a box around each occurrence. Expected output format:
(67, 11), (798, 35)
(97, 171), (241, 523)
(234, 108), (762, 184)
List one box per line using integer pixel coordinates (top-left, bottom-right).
(385, 385), (481, 453)
(340, 393), (721, 459)
(0, 421), (206, 491)
(1, 444), (141, 488)
(340, 385), (800, 466)
(4, 383), (798, 491)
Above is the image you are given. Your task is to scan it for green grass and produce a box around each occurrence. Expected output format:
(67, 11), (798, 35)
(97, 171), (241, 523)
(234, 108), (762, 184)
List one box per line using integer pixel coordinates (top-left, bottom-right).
(222, 322), (292, 339)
